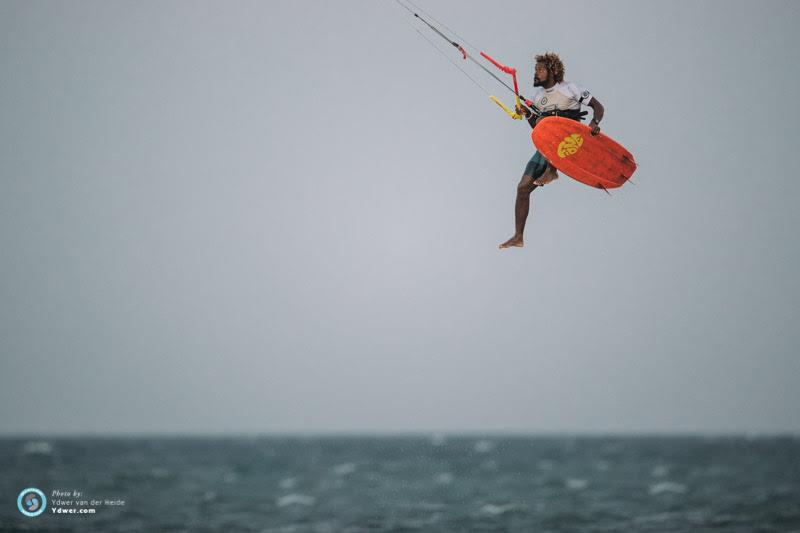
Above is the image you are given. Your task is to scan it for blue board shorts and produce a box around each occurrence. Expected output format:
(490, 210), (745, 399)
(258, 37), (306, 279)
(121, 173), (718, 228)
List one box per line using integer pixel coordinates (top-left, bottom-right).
(524, 151), (548, 180)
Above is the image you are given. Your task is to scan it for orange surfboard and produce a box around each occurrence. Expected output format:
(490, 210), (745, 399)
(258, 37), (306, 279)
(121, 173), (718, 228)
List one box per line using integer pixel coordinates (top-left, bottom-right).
(531, 116), (636, 190)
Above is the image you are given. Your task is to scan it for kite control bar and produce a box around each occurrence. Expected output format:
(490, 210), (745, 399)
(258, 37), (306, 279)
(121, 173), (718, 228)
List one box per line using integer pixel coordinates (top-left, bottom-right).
(480, 52), (534, 120)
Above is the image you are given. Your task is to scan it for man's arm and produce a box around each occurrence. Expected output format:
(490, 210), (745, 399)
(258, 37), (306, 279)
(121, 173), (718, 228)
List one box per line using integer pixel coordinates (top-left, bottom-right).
(515, 103), (539, 129)
(588, 98), (604, 135)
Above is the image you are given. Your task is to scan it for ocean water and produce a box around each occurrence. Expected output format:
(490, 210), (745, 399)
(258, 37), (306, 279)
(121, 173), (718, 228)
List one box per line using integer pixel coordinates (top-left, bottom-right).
(1, 435), (799, 532)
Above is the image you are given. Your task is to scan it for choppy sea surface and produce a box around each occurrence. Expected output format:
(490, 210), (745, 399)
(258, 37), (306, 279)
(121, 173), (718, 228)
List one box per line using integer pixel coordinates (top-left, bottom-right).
(1, 435), (799, 532)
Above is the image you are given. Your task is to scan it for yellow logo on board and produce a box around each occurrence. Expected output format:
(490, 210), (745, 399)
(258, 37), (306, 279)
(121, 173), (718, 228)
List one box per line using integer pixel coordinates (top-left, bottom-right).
(557, 133), (583, 158)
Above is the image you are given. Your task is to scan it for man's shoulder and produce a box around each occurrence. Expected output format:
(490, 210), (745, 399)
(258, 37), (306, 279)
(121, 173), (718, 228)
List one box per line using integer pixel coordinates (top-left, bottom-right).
(558, 81), (587, 93)
(530, 86), (546, 97)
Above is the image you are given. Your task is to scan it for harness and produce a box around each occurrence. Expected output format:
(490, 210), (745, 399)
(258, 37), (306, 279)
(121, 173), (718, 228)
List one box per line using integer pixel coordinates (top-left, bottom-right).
(533, 108), (588, 122)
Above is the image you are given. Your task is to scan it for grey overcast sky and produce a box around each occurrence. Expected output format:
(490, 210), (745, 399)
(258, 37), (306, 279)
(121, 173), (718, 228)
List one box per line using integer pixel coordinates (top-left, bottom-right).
(1, 0), (799, 435)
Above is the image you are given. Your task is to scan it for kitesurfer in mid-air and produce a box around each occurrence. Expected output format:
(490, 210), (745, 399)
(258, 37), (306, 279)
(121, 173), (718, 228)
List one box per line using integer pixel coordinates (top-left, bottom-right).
(499, 53), (605, 249)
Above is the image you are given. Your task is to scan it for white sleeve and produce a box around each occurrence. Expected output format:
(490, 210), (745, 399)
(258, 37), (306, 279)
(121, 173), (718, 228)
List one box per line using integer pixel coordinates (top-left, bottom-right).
(566, 82), (593, 105)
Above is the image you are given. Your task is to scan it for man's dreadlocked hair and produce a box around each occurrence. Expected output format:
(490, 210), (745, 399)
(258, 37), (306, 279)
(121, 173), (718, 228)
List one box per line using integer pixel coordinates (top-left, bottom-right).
(535, 52), (565, 83)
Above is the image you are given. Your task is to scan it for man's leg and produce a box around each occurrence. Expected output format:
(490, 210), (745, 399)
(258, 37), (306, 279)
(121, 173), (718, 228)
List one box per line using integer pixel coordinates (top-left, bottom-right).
(499, 174), (538, 249)
(534, 163), (559, 186)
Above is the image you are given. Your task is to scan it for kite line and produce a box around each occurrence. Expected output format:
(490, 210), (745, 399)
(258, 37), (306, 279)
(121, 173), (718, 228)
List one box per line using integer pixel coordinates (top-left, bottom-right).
(393, 0), (537, 121)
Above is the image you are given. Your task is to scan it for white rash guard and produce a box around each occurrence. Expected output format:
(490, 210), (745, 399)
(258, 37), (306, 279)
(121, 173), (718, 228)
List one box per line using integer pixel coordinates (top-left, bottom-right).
(530, 81), (592, 114)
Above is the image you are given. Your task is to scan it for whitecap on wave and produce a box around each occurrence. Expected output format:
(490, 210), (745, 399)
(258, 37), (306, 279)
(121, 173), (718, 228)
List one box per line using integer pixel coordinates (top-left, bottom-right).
(473, 440), (494, 453)
(479, 503), (525, 516)
(332, 462), (356, 476)
(276, 494), (316, 507)
(649, 481), (687, 495)
(565, 478), (589, 490)
(22, 441), (53, 455)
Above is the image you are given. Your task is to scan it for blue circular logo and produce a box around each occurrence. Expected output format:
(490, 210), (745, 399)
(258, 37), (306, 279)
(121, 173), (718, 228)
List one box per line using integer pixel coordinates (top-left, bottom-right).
(17, 488), (46, 517)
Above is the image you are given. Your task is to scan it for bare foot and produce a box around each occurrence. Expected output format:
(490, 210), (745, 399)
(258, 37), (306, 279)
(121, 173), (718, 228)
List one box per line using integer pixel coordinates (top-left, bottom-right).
(533, 166), (559, 186)
(499, 235), (524, 249)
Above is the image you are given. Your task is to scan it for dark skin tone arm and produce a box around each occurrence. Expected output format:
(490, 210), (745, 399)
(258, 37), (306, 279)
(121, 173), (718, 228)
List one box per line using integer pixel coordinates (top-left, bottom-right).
(587, 97), (604, 135)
